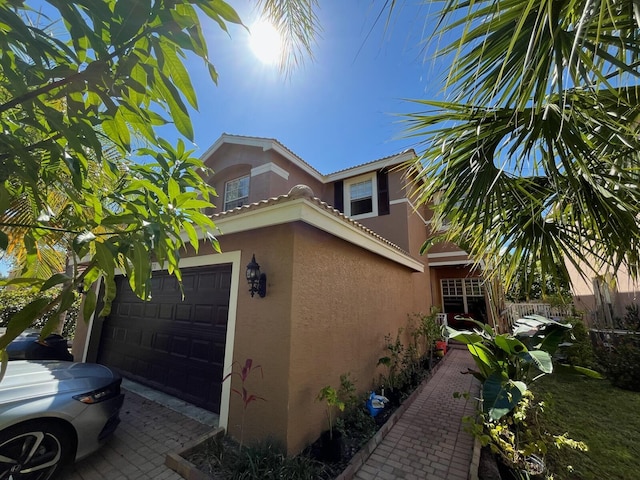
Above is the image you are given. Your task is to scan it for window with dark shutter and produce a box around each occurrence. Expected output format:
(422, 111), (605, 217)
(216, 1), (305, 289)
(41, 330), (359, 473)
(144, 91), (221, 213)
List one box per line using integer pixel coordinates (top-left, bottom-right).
(334, 180), (344, 212)
(377, 169), (390, 215)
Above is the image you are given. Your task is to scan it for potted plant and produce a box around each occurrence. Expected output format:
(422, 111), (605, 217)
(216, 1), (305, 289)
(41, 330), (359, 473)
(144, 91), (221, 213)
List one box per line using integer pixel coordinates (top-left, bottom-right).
(316, 385), (345, 462)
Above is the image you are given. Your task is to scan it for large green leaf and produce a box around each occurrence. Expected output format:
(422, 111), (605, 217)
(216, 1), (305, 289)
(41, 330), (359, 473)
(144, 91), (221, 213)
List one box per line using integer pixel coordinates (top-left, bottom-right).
(483, 373), (527, 421)
(0, 297), (51, 350)
(446, 326), (484, 344)
(556, 364), (604, 379)
(405, 0), (640, 287)
(495, 334), (528, 355)
(521, 350), (553, 374)
(82, 287), (98, 324)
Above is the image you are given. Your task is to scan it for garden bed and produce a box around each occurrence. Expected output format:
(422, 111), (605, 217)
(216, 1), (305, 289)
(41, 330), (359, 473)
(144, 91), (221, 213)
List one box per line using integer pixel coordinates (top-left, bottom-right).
(165, 354), (448, 480)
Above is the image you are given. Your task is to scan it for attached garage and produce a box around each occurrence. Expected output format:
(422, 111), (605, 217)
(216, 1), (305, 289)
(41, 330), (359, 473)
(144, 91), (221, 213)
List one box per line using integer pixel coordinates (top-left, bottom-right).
(97, 264), (232, 413)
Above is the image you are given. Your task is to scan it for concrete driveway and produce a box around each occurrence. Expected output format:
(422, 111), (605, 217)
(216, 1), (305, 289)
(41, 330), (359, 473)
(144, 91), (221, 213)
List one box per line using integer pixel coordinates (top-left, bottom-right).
(62, 380), (218, 480)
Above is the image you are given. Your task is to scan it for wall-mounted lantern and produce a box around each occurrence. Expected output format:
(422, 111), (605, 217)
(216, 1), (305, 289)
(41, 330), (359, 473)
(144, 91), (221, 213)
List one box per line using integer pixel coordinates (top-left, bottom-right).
(246, 254), (267, 298)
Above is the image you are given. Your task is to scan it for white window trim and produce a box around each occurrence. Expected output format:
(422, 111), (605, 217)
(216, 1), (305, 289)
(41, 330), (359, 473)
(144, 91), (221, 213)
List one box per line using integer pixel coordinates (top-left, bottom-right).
(344, 172), (378, 220)
(251, 162), (289, 180)
(440, 278), (485, 313)
(224, 175), (250, 211)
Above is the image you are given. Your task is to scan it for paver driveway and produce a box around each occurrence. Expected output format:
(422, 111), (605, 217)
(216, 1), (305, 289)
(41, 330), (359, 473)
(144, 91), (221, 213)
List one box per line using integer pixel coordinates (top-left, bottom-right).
(62, 387), (215, 480)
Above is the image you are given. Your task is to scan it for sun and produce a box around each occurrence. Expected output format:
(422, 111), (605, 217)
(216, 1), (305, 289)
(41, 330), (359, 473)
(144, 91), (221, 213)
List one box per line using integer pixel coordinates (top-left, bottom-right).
(249, 20), (283, 65)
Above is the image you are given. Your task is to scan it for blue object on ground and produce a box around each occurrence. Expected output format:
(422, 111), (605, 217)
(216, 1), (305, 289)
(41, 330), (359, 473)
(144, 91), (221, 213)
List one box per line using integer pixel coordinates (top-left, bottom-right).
(366, 392), (389, 417)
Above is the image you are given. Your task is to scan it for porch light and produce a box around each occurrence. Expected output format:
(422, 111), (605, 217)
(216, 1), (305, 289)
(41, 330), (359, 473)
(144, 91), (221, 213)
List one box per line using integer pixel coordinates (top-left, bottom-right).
(246, 254), (267, 298)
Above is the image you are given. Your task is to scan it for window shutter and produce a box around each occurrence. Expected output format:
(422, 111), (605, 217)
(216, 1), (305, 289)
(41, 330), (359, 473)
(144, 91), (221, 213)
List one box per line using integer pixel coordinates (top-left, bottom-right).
(334, 180), (344, 212)
(377, 170), (390, 215)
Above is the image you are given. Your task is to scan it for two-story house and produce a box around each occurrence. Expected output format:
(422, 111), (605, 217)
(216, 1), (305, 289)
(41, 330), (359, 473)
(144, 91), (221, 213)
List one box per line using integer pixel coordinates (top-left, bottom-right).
(72, 134), (485, 454)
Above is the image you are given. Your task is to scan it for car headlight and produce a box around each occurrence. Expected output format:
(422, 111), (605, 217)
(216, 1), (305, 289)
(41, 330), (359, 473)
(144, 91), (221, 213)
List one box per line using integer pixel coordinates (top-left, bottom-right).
(73, 380), (121, 404)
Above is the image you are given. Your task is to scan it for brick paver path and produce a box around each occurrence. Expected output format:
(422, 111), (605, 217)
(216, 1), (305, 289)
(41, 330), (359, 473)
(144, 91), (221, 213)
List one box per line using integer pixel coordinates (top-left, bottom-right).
(355, 348), (480, 480)
(62, 390), (211, 480)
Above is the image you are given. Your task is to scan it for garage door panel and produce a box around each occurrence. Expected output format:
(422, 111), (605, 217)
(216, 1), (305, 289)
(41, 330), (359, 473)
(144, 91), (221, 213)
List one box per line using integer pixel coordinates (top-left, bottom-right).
(175, 304), (192, 321)
(97, 264), (231, 413)
(131, 303), (144, 317)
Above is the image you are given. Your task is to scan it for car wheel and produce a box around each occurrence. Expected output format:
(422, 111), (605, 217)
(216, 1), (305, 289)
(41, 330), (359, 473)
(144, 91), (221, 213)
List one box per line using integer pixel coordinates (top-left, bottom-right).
(0, 421), (72, 480)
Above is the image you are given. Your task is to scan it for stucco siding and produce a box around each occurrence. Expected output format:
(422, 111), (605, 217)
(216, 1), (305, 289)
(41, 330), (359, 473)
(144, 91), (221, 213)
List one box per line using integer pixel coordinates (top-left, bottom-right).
(208, 227), (296, 447)
(286, 223), (430, 454)
(204, 144), (324, 211)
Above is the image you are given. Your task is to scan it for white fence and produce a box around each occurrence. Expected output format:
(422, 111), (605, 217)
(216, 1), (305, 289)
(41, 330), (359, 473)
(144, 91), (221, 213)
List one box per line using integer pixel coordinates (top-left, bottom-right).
(504, 303), (577, 328)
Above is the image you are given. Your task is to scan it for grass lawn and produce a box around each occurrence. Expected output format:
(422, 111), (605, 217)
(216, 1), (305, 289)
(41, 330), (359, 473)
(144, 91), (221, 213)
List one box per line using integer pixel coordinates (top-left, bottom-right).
(533, 373), (640, 480)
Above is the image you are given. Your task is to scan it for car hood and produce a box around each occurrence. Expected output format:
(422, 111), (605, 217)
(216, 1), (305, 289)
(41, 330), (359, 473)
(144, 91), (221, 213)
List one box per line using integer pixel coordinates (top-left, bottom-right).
(0, 361), (120, 403)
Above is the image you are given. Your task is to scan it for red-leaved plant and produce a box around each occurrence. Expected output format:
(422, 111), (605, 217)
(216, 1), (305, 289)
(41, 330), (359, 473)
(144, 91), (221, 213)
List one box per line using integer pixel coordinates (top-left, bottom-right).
(222, 358), (266, 448)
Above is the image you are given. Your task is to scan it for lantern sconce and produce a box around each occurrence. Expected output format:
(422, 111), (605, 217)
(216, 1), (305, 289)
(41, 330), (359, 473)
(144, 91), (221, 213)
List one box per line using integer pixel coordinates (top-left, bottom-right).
(246, 254), (267, 298)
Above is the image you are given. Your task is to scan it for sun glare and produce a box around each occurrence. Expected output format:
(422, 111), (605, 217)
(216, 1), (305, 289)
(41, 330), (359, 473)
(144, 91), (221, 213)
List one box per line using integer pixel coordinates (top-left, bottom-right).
(249, 20), (283, 65)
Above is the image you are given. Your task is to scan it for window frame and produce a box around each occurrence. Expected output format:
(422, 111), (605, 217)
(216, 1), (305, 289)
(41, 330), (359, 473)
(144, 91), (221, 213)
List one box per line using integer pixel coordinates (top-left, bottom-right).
(440, 278), (485, 314)
(344, 172), (378, 220)
(223, 175), (250, 211)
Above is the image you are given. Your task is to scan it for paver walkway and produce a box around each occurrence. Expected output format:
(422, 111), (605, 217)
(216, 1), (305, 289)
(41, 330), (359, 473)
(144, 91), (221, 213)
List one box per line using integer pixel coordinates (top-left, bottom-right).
(62, 390), (212, 480)
(354, 348), (480, 480)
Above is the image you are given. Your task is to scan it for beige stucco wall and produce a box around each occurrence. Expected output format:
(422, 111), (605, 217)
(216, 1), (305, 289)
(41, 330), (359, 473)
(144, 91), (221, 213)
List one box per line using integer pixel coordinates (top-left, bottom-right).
(567, 257), (640, 324)
(203, 144), (324, 212)
(73, 158), (437, 454)
(205, 226), (296, 447)
(204, 221), (430, 454)
(286, 222), (430, 453)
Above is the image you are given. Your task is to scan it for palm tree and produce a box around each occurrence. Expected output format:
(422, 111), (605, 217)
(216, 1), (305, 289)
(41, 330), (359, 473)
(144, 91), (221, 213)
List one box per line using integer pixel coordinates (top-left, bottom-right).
(404, 0), (640, 290)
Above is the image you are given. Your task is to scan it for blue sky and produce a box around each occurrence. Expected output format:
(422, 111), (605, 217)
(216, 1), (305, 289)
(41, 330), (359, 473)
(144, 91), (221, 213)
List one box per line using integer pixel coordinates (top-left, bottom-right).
(179, 1), (446, 174)
(1, 1), (447, 277)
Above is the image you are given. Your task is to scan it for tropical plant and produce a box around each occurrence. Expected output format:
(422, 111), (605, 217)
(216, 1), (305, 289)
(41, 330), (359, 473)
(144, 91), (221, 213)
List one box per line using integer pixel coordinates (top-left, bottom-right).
(404, 0), (640, 291)
(408, 309), (442, 367)
(0, 0), (319, 365)
(447, 315), (596, 421)
(377, 330), (406, 392)
(463, 389), (588, 477)
(223, 358), (266, 448)
(505, 261), (572, 303)
(316, 385), (345, 441)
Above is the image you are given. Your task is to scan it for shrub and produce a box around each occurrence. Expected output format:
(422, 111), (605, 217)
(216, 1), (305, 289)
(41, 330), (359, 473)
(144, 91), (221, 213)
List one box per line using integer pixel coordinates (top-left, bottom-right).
(226, 439), (324, 480)
(619, 304), (640, 331)
(563, 318), (596, 369)
(598, 335), (640, 391)
(190, 436), (326, 480)
(0, 287), (79, 338)
(335, 390), (377, 446)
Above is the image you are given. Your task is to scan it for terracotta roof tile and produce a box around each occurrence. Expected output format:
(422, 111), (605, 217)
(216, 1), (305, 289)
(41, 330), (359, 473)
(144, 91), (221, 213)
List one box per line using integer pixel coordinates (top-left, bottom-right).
(211, 192), (411, 256)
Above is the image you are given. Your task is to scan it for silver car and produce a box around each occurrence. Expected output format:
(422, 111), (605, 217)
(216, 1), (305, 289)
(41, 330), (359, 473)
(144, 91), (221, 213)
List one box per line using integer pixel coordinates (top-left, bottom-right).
(0, 361), (124, 479)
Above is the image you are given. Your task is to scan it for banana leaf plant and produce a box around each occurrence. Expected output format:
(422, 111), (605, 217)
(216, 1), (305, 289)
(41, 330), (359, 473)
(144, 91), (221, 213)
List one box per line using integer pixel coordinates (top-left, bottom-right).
(446, 315), (590, 421)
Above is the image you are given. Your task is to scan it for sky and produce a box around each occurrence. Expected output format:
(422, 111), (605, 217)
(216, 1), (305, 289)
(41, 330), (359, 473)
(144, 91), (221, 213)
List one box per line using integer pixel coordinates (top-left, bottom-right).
(176, 0), (448, 174)
(1, 1), (448, 276)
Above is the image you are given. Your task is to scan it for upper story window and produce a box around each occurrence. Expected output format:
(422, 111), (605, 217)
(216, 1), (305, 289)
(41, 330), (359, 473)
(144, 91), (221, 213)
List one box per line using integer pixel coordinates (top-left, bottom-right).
(349, 178), (374, 216)
(333, 170), (390, 220)
(224, 175), (250, 210)
(345, 174), (377, 218)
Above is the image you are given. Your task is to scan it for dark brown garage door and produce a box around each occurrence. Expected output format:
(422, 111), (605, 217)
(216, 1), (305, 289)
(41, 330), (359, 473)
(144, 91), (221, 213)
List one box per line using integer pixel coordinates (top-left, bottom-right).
(97, 264), (232, 413)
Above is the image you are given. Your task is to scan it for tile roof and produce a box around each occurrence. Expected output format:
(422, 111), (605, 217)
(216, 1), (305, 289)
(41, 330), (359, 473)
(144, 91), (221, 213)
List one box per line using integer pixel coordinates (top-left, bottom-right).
(211, 186), (411, 257)
(326, 149), (416, 176)
(220, 133), (323, 176)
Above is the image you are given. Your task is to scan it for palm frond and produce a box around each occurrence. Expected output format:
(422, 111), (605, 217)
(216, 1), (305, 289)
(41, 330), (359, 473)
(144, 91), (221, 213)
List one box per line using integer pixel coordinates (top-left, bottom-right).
(255, 0), (321, 75)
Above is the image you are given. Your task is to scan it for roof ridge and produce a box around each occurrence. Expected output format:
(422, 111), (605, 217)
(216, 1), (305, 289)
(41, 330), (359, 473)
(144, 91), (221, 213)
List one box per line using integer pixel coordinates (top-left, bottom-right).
(220, 133), (323, 176)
